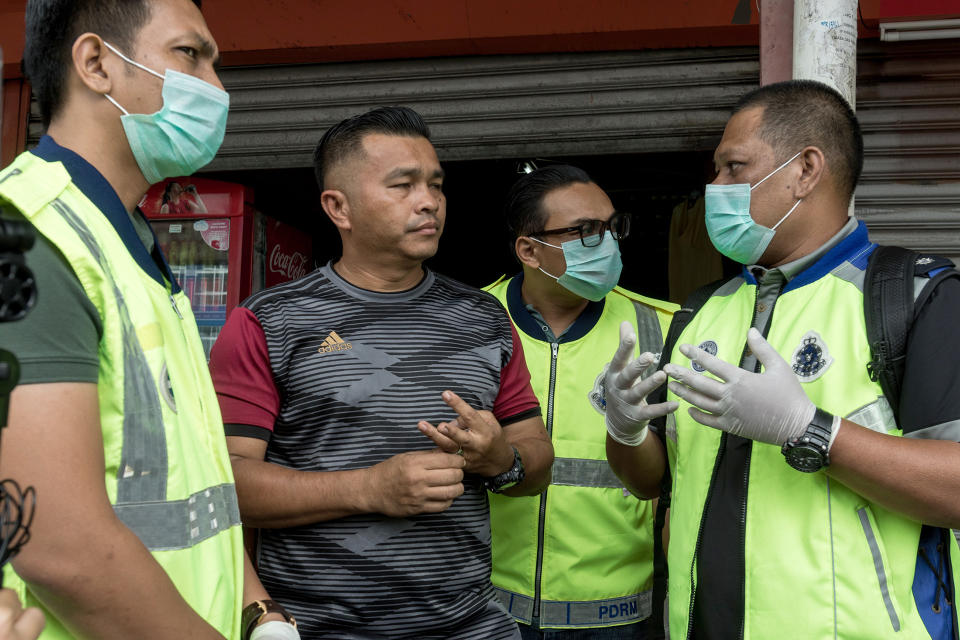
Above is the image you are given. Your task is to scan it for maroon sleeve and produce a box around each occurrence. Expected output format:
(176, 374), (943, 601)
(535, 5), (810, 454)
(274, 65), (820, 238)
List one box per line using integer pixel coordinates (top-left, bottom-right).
(493, 322), (542, 425)
(208, 307), (280, 433)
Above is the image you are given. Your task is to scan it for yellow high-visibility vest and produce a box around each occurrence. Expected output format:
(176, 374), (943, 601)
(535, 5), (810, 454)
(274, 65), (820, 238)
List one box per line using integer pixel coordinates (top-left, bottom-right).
(486, 275), (675, 629)
(0, 151), (244, 639)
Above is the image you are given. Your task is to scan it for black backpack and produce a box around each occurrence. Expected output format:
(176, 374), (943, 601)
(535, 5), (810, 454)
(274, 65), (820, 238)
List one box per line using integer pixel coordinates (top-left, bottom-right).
(645, 246), (960, 639)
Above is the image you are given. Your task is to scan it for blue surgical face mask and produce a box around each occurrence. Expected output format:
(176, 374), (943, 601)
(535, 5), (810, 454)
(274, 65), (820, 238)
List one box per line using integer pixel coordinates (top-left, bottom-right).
(531, 231), (623, 301)
(103, 41), (230, 184)
(704, 150), (803, 265)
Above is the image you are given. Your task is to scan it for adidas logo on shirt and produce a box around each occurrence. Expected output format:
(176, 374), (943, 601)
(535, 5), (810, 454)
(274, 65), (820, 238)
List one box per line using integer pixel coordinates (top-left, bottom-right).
(318, 331), (353, 353)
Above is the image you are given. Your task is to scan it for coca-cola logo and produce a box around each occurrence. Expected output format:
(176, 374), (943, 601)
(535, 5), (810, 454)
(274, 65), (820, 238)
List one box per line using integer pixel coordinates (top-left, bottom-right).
(269, 245), (309, 280)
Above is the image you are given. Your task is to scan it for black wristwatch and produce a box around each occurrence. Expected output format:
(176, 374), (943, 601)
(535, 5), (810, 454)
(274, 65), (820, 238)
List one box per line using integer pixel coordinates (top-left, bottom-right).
(241, 599), (296, 640)
(782, 408), (835, 473)
(484, 446), (525, 493)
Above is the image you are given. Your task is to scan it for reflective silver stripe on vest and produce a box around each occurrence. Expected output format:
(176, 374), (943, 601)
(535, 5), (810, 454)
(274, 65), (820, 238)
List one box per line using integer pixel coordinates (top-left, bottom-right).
(713, 276), (745, 298)
(830, 252), (870, 292)
(495, 587), (534, 624)
(845, 397), (896, 435)
(551, 457), (624, 489)
(0, 168), (23, 186)
(857, 507), (901, 632)
(827, 478), (839, 640)
(631, 301), (663, 354)
(829, 251), (931, 298)
(52, 199), (168, 501)
(905, 419), (960, 442)
(494, 587), (651, 627)
(113, 483), (241, 551)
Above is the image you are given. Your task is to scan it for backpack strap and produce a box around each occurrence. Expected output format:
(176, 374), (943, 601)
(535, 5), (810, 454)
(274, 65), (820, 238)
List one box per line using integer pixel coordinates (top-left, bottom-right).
(864, 246), (960, 428)
(863, 247), (960, 628)
(647, 277), (726, 640)
(864, 246), (916, 426)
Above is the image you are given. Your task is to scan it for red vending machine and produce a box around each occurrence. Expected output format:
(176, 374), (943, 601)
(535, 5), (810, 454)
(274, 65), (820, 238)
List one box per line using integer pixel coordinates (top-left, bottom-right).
(141, 177), (313, 357)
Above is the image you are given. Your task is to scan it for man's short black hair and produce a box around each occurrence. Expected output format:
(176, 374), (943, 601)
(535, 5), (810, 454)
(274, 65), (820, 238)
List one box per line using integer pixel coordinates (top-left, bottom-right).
(313, 106), (432, 191)
(733, 79), (863, 202)
(24, 0), (202, 128)
(504, 164), (594, 240)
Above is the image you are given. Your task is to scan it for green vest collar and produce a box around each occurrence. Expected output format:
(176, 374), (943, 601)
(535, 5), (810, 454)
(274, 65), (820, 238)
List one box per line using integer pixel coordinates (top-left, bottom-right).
(741, 220), (873, 293)
(30, 135), (180, 293)
(505, 272), (605, 343)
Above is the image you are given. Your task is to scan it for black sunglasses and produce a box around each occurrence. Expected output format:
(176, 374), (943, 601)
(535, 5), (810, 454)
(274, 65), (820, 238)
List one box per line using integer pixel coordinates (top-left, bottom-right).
(530, 211), (631, 247)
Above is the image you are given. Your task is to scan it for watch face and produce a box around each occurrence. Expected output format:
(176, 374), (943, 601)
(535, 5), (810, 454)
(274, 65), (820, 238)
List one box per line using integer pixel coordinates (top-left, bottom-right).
(785, 445), (824, 473)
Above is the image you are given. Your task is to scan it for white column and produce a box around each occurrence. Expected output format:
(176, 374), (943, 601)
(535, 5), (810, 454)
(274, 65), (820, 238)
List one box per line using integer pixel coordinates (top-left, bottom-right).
(793, 0), (858, 214)
(792, 0), (858, 108)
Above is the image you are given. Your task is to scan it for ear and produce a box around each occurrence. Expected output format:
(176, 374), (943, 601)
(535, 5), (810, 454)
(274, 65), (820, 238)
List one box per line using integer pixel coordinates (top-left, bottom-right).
(794, 146), (826, 199)
(71, 33), (115, 96)
(515, 236), (540, 269)
(321, 190), (351, 231)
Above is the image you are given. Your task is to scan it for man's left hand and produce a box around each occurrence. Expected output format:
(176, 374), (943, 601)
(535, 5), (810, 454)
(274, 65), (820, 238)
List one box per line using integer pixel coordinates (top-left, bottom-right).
(418, 390), (515, 477)
(663, 327), (816, 446)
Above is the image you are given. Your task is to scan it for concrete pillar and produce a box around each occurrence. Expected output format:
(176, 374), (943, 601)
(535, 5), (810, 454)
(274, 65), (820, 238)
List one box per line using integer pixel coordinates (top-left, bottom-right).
(792, 0), (858, 108)
(792, 0), (858, 213)
(760, 0), (794, 86)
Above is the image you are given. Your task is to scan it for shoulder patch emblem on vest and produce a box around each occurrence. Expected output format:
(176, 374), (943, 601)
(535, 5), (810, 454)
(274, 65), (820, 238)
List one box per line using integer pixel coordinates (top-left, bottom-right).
(589, 364), (609, 415)
(159, 361), (177, 413)
(692, 340), (718, 373)
(791, 330), (833, 382)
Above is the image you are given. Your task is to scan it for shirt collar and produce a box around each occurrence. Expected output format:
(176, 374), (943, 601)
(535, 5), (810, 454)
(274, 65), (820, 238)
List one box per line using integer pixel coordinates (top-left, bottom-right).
(743, 216), (866, 290)
(505, 272), (605, 343)
(30, 135), (178, 292)
(324, 261), (434, 301)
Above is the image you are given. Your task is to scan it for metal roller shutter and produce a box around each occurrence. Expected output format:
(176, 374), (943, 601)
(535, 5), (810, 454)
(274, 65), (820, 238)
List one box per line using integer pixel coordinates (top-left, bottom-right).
(29, 48), (759, 168)
(25, 41), (959, 260)
(26, 47), (763, 169)
(856, 40), (960, 264)
(207, 47), (759, 169)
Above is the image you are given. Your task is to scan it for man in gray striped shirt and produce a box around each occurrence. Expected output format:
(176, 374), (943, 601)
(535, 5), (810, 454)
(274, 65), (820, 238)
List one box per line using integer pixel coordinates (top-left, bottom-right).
(210, 106), (554, 639)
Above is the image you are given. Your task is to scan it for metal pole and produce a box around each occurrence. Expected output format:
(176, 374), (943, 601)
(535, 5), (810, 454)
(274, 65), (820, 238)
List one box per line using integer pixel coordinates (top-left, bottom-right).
(792, 0), (858, 108)
(793, 0), (858, 214)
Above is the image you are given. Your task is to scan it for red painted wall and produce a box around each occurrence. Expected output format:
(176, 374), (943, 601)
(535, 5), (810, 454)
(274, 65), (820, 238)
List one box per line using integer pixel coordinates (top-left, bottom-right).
(202, 0), (761, 67)
(0, 0), (953, 159)
(1, 77), (28, 168)
(1, 0), (761, 159)
(1, 0), (760, 79)
(878, 0), (960, 22)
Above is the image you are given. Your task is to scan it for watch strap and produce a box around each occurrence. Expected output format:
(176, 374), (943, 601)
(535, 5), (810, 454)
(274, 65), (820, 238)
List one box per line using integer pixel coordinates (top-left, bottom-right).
(242, 599), (296, 640)
(484, 446), (524, 493)
(805, 407), (836, 452)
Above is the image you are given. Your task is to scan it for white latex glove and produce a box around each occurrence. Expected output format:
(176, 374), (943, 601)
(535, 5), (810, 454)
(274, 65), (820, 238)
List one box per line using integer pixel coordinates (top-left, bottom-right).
(250, 620), (301, 640)
(663, 327), (816, 446)
(603, 321), (679, 446)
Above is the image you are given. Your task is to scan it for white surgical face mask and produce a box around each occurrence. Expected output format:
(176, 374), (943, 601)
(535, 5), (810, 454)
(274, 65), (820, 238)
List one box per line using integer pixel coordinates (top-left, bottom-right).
(704, 150), (803, 265)
(530, 232), (622, 301)
(103, 41), (230, 184)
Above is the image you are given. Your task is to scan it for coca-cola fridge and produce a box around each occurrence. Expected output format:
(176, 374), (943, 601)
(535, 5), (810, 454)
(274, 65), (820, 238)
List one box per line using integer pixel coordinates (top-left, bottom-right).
(141, 177), (313, 358)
